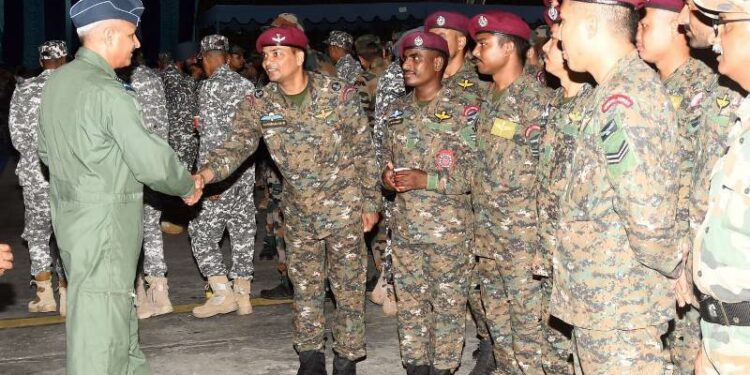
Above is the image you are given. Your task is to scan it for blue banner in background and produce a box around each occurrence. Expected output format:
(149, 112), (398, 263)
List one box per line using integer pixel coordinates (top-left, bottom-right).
(23, 0), (45, 68)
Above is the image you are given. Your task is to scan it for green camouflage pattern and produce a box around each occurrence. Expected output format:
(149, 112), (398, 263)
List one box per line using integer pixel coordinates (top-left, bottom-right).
(699, 320), (750, 375)
(572, 324), (669, 374)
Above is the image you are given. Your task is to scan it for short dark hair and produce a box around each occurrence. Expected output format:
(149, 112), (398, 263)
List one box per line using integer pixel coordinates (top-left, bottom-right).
(356, 43), (381, 61)
(495, 33), (530, 65)
(594, 3), (639, 43)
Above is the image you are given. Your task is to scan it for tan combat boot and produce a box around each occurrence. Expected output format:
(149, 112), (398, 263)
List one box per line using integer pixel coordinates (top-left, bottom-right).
(160, 221), (184, 235)
(28, 272), (57, 313)
(233, 277), (253, 315)
(145, 276), (174, 317)
(192, 275), (238, 318)
(135, 275), (154, 319)
(58, 280), (67, 317)
(369, 273), (388, 305)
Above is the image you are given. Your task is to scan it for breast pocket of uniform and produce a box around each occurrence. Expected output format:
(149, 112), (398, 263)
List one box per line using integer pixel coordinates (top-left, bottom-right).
(721, 185), (750, 237)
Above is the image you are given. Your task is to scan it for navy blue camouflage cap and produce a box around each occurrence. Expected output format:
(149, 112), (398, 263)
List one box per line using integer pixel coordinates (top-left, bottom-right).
(324, 30), (354, 50)
(38, 40), (68, 60)
(70, 0), (145, 28)
(200, 34), (229, 56)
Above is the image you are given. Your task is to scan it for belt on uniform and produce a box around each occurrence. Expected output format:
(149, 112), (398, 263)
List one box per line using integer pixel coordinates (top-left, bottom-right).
(699, 294), (750, 326)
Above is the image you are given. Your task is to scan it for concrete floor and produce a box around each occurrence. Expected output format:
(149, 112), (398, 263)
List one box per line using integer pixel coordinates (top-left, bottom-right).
(0, 159), (481, 375)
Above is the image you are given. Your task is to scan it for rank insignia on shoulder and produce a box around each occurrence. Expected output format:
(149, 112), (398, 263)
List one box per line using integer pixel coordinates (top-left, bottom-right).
(435, 149), (455, 169)
(605, 140), (630, 165)
(315, 109), (333, 120)
(435, 111), (452, 122)
(463, 105), (480, 118)
(387, 110), (404, 125)
(331, 81), (342, 92)
(260, 113), (286, 128)
(716, 96), (730, 110)
(458, 79), (474, 90)
(601, 94), (634, 113)
(568, 111), (583, 122)
(670, 95), (683, 110)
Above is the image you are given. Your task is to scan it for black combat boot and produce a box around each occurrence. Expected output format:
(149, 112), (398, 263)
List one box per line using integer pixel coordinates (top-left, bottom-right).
(332, 353), (356, 375)
(405, 364), (431, 375)
(260, 275), (293, 299)
(259, 235), (276, 260)
(468, 339), (496, 375)
(430, 367), (452, 375)
(297, 351), (326, 375)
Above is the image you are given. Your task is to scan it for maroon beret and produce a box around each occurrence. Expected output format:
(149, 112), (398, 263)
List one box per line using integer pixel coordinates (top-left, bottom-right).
(572, 0), (647, 8)
(645, 0), (685, 11)
(424, 11), (470, 35)
(468, 11), (532, 41)
(256, 26), (309, 53)
(399, 31), (450, 58)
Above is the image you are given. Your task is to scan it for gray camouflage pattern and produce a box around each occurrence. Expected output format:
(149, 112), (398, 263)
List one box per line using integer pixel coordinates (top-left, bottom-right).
(336, 54), (364, 85)
(161, 64), (199, 170)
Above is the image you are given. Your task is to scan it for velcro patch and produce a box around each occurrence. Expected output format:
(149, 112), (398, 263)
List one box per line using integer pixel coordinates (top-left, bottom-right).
(601, 94), (634, 113)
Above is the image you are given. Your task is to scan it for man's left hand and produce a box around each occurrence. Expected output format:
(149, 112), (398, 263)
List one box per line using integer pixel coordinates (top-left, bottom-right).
(362, 212), (379, 233)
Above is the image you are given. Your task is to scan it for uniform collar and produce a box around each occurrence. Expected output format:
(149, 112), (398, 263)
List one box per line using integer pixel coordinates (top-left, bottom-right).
(75, 47), (116, 79)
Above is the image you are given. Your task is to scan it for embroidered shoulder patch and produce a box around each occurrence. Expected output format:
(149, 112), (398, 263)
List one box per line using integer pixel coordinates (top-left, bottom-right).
(601, 94), (634, 113)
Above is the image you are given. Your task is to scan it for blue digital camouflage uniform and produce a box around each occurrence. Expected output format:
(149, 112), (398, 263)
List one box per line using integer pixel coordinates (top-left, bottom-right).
(161, 63), (199, 170)
(336, 54), (364, 85)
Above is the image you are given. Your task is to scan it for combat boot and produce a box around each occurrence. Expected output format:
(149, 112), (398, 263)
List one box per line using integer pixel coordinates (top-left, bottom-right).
(259, 235), (276, 260)
(145, 276), (174, 317)
(405, 364), (430, 375)
(233, 277), (253, 315)
(160, 221), (184, 235)
(260, 275), (293, 300)
(332, 352), (356, 375)
(58, 280), (67, 317)
(430, 368), (452, 375)
(28, 272), (57, 313)
(136, 275), (155, 319)
(369, 273), (387, 305)
(297, 350), (326, 375)
(468, 339), (496, 375)
(192, 275), (238, 318)
(382, 284), (397, 316)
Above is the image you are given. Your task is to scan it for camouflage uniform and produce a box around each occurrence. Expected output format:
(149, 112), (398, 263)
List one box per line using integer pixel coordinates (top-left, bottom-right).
(661, 57), (715, 375)
(202, 72), (381, 360)
(472, 72), (549, 375)
(131, 65), (170, 277)
(161, 63), (199, 170)
(265, 164), (286, 263)
(189, 63), (256, 280)
(383, 87), (478, 371)
(550, 52), (682, 374)
(536, 84), (595, 375)
(325, 30), (363, 85)
(9, 65), (65, 279)
(693, 93), (750, 375)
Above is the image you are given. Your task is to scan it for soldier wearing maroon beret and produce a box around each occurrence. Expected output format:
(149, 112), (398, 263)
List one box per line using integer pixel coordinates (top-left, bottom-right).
(637, 1), (716, 373)
(382, 29), (479, 375)
(468, 10), (550, 375)
(198, 25), (381, 374)
(551, 0), (682, 373)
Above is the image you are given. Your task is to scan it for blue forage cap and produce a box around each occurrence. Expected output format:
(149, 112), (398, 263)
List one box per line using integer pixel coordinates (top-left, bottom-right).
(70, 0), (145, 28)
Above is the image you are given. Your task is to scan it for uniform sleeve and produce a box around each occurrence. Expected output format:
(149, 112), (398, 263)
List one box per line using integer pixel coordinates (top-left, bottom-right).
(107, 92), (194, 198)
(202, 95), (262, 182)
(152, 76), (170, 140)
(346, 90), (382, 213)
(8, 86), (32, 157)
(426, 122), (476, 195)
(600, 100), (682, 277)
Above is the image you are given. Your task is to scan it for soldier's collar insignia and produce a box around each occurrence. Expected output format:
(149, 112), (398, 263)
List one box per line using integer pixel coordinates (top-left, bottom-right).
(458, 79), (474, 90)
(315, 109), (333, 119)
(670, 95), (683, 110)
(436, 16), (446, 26)
(716, 96), (730, 110)
(478, 16), (488, 27)
(601, 94), (633, 113)
(435, 111), (452, 122)
(414, 36), (424, 47)
(568, 111), (583, 122)
(272, 34), (286, 45)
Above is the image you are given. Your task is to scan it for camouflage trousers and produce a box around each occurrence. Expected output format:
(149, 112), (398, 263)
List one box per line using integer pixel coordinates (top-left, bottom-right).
(540, 277), (573, 375)
(188, 175), (256, 279)
(468, 257), (491, 340)
(142, 203), (166, 277)
(392, 237), (473, 370)
(267, 197), (287, 264)
(477, 254), (544, 375)
(666, 305), (701, 375)
(572, 324), (668, 375)
(286, 221), (367, 360)
(699, 320), (750, 375)
(22, 184), (64, 278)
(169, 132), (198, 171)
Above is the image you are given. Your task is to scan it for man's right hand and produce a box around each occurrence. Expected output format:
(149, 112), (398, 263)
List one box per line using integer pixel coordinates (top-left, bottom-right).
(382, 162), (397, 191)
(183, 174), (205, 206)
(0, 244), (13, 276)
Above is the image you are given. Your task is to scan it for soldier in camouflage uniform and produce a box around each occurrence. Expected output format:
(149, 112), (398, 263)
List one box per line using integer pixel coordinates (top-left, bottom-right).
(325, 30), (364, 84)
(128, 51), (175, 320)
(535, 20), (592, 375)
(635, 1), (718, 372)
(260, 163), (294, 300)
(270, 12), (337, 78)
(553, 0), (683, 372)
(9, 40), (68, 315)
(687, 0), (750, 373)
(162, 41), (200, 172)
(469, 12), (549, 375)
(380, 31), (477, 375)
(423, 11), (495, 375)
(195, 27), (381, 374)
(188, 34), (257, 319)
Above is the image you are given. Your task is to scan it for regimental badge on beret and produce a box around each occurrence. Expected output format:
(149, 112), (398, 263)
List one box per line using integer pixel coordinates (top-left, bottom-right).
(478, 15), (488, 27)
(436, 16), (446, 26)
(547, 6), (559, 21)
(414, 36), (424, 47)
(272, 34), (286, 45)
